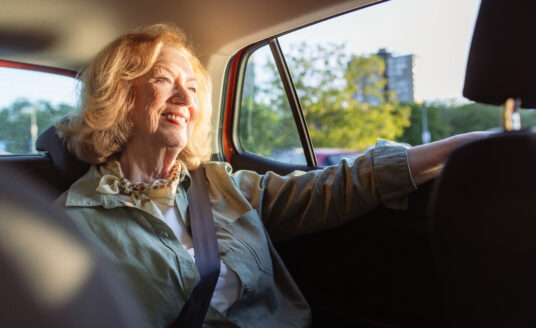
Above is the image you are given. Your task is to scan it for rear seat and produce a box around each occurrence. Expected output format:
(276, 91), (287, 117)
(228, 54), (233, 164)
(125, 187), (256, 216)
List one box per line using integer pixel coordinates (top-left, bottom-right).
(0, 125), (89, 197)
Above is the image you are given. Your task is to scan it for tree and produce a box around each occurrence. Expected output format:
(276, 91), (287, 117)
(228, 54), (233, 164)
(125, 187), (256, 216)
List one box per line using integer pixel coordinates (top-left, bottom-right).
(240, 42), (536, 155)
(238, 54), (302, 157)
(240, 42), (411, 156)
(239, 95), (300, 156)
(287, 43), (411, 151)
(398, 101), (502, 146)
(444, 102), (501, 134)
(0, 99), (73, 154)
(521, 109), (536, 128)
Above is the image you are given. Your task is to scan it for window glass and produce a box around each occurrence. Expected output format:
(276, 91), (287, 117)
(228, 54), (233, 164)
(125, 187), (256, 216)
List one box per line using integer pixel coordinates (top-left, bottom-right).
(0, 67), (79, 154)
(238, 45), (306, 164)
(273, 0), (536, 165)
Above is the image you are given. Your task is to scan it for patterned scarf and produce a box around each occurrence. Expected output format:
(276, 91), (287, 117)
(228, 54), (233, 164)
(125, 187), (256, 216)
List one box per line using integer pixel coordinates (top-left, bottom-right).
(96, 157), (182, 218)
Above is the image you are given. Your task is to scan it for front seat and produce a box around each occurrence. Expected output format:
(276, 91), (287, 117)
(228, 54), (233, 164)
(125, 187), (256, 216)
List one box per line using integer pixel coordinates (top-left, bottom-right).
(431, 131), (536, 327)
(430, 0), (536, 326)
(0, 165), (150, 327)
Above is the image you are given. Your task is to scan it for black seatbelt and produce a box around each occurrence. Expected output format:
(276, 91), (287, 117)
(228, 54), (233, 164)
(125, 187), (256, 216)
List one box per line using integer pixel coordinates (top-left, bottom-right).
(172, 168), (220, 328)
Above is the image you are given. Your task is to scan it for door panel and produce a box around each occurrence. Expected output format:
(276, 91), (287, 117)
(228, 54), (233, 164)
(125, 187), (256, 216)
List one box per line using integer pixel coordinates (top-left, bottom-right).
(227, 45), (440, 327)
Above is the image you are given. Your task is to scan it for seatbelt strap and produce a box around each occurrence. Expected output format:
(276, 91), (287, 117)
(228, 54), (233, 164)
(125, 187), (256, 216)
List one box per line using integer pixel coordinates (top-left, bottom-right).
(172, 168), (220, 328)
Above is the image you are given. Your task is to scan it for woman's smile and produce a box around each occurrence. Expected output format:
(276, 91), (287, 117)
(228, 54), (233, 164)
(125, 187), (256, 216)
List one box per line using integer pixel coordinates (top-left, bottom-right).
(161, 112), (187, 126)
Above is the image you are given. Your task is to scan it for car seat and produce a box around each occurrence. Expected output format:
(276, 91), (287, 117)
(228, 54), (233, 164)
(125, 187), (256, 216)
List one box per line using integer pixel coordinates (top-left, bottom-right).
(0, 123), (90, 196)
(0, 165), (149, 327)
(431, 131), (536, 327)
(430, 0), (536, 326)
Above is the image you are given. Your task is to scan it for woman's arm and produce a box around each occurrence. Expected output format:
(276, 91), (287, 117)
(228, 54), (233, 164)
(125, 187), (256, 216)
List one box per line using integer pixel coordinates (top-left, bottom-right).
(228, 139), (415, 241)
(227, 132), (490, 241)
(408, 132), (492, 185)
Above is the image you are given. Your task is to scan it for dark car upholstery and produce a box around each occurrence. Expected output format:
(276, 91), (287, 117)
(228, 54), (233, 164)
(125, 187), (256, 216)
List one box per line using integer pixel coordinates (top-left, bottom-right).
(0, 155), (60, 193)
(0, 125), (90, 196)
(432, 131), (536, 327)
(0, 165), (150, 328)
(432, 0), (536, 326)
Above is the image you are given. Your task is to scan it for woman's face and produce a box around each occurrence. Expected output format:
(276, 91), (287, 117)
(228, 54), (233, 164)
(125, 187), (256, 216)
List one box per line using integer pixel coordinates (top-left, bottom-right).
(130, 46), (200, 151)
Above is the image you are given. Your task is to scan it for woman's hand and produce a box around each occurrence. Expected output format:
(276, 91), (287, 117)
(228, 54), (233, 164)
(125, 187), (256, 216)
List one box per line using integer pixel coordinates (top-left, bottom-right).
(407, 132), (492, 185)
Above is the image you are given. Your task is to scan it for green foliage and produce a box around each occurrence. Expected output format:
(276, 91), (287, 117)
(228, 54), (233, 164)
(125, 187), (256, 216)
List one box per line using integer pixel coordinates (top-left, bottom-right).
(286, 43), (411, 151)
(521, 110), (536, 128)
(0, 99), (73, 154)
(239, 54), (303, 157)
(397, 102), (502, 146)
(240, 42), (536, 156)
(239, 95), (300, 156)
(239, 42), (412, 156)
(445, 102), (502, 134)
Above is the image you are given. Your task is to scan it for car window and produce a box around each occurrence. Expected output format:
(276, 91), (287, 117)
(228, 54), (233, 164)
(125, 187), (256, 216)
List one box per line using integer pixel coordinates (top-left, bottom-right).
(0, 66), (79, 155)
(237, 0), (536, 166)
(238, 45), (306, 165)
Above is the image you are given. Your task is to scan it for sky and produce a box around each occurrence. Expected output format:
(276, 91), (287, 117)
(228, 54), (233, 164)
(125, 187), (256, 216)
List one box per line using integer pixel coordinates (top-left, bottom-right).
(0, 0), (482, 108)
(281, 0), (482, 103)
(0, 67), (80, 108)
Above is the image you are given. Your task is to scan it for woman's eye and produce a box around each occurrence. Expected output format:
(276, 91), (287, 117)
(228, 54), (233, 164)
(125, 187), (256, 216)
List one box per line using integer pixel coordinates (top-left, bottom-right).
(189, 87), (198, 94)
(156, 76), (171, 83)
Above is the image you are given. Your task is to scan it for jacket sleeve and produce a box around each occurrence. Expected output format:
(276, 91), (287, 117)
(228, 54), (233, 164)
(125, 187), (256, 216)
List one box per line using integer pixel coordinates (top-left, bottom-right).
(229, 139), (417, 241)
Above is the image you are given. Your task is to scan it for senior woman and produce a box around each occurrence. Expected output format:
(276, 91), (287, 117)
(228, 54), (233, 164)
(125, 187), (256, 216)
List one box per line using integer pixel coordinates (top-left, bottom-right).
(56, 24), (486, 327)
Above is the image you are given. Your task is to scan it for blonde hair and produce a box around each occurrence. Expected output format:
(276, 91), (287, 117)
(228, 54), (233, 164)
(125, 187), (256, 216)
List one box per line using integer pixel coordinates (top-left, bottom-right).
(58, 23), (212, 169)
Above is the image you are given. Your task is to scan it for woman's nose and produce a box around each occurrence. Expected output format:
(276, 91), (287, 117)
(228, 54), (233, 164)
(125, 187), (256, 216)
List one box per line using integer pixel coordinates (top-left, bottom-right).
(170, 85), (193, 107)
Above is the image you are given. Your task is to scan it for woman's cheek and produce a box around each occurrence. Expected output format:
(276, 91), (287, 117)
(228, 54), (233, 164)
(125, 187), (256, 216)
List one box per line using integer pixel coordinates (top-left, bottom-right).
(149, 110), (160, 133)
(146, 98), (161, 134)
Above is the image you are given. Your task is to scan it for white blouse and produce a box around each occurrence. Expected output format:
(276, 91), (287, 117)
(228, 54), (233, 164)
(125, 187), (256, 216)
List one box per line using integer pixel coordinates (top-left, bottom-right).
(155, 202), (241, 316)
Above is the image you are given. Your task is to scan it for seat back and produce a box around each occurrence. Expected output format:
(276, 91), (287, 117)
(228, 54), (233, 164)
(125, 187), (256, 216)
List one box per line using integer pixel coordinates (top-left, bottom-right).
(431, 131), (536, 327)
(0, 162), (149, 327)
(0, 124), (89, 197)
(34, 124), (90, 192)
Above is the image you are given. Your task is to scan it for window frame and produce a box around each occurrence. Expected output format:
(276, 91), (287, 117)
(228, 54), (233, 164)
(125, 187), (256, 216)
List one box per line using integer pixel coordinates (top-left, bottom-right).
(0, 59), (79, 157)
(223, 38), (320, 167)
(0, 59), (78, 78)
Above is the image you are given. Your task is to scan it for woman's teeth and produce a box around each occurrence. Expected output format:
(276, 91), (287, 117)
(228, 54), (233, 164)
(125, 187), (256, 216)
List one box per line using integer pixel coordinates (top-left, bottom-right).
(163, 114), (186, 123)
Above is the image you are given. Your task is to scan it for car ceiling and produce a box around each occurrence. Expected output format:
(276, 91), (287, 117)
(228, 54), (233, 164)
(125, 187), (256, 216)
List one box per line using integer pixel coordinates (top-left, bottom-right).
(1, 0), (380, 71)
(2, 0), (381, 156)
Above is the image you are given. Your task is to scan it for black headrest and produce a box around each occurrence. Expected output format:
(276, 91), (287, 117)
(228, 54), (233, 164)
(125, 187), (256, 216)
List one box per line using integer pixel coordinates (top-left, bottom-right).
(463, 0), (536, 108)
(36, 125), (90, 191)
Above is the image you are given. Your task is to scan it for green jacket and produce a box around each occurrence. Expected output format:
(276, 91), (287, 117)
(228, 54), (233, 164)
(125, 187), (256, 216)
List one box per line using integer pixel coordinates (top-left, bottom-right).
(56, 139), (416, 328)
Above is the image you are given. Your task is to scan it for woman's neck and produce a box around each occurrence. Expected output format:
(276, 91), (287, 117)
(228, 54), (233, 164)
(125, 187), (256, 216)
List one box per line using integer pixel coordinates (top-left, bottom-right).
(119, 139), (181, 184)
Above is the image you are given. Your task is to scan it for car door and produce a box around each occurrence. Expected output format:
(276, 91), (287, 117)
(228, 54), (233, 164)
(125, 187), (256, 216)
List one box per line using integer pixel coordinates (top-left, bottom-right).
(216, 3), (470, 326)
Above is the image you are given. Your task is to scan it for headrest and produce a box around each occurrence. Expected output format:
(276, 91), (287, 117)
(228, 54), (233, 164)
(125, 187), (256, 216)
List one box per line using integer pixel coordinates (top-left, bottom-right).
(36, 125), (90, 190)
(463, 0), (536, 108)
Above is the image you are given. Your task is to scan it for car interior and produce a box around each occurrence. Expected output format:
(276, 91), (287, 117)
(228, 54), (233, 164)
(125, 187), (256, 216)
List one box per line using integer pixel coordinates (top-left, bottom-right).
(1, 0), (534, 327)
